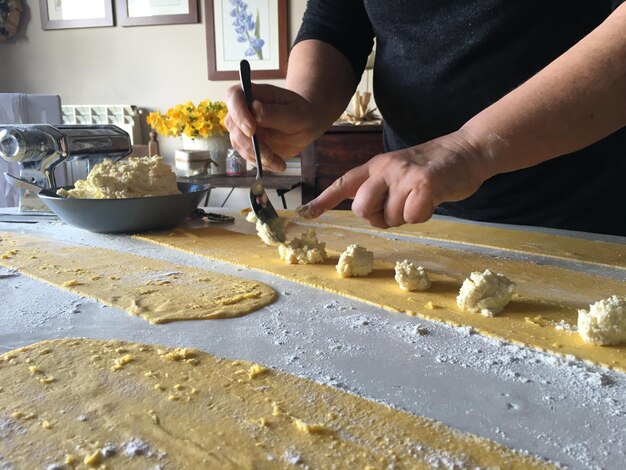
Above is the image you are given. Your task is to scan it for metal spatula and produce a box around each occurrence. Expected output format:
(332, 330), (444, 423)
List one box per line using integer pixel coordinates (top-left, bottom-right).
(239, 59), (285, 241)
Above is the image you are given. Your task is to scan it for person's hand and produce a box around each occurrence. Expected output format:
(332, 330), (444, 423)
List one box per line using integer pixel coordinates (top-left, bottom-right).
(297, 131), (490, 228)
(225, 83), (320, 173)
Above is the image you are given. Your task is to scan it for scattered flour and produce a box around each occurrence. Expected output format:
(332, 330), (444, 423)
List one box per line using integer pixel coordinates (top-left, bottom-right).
(123, 438), (153, 457)
(414, 325), (429, 336)
(283, 449), (305, 466)
(554, 320), (577, 332)
(102, 444), (117, 457)
(0, 268), (19, 279)
(46, 464), (65, 470)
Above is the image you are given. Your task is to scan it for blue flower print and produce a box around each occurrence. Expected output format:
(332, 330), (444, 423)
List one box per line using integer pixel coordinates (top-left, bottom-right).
(229, 0), (265, 60)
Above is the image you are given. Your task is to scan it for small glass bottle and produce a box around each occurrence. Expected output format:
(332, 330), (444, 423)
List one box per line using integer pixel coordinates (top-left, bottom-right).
(226, 148), (246, 176)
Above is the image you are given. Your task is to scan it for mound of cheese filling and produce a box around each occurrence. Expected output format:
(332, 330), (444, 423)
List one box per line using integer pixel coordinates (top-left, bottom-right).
(278, 228), (327, 265)
(336, 244), (374, 278)
(245, 209), (288, 246)
(456, 269), (516, 317)
(578, 295), (626, 345)
(57, 156), (180, 199)
(394, 260), (431, 291)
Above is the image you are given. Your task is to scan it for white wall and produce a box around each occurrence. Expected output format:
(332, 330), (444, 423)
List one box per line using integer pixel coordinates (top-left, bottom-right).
(0, 1), (306, 104)
(0, 0), (373, 210)
(0, 0), (307, 209)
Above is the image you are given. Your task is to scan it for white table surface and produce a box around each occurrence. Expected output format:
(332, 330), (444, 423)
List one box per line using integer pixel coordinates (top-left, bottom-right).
(1, 208), (625, 469)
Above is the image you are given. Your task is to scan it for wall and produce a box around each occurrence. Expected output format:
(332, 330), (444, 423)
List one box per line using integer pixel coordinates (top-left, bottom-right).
(0, 1), (306, 105)
(0, 0), (373, 210)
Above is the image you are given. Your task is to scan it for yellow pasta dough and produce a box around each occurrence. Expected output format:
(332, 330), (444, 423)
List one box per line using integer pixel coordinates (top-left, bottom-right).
(137, 219), (626, 371)
(0, 232), (276, 323)
(0, 338), (555, 469)
(310, 211), (626, 269)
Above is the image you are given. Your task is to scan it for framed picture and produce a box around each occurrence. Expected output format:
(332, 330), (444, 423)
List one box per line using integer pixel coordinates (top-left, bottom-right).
(40, 0), (114, 30)
(205, 0), (288, 80)
(116, 0), (198, 27)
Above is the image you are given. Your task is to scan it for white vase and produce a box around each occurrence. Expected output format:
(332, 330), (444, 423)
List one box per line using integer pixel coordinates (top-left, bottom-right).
(181, 134), (230, 175)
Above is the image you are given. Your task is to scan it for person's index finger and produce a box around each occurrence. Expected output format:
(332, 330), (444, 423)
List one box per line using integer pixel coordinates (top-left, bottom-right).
(298, 166), (370, 218)
(225, 85), (256, 137)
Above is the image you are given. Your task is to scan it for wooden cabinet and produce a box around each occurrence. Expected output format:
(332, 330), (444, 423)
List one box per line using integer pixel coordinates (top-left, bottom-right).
(301, 124), (384, 209)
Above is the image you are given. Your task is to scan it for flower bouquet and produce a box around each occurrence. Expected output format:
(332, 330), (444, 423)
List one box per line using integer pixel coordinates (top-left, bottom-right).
(146, 100), (228, 139)
(147, 100), (230, 176)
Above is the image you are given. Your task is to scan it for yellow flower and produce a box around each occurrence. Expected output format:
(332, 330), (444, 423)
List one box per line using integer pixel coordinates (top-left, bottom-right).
(146, 100), (228, 138)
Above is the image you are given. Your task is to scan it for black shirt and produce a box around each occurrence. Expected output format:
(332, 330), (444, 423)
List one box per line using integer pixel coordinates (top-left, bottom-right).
(295, 1), (626, 236)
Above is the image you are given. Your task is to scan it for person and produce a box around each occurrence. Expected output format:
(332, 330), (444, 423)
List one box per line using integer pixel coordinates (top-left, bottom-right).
(225, 1), (626, 236)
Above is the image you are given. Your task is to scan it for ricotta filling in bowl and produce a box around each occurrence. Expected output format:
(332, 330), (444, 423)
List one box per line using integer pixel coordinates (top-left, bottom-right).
(57, 156), (180, 199)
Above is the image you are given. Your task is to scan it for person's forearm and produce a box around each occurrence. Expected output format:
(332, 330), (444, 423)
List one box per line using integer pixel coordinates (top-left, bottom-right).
(462, 4), (626, 180)
(286, 39), (358, 137)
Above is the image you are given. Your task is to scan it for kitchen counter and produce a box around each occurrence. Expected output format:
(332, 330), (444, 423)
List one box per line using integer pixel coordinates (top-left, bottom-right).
(1, 209), (625, 469)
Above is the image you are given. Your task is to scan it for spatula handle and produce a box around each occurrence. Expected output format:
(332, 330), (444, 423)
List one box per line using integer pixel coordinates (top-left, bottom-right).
(239, 60), (263, 178)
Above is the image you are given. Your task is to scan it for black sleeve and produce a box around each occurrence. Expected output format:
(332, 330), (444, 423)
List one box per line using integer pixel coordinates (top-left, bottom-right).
(294, 0), (375, 84)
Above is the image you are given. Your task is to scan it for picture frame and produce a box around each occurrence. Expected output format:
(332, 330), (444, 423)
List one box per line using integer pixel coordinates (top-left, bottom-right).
(205, 0), (288, 80)
(116, 0), (198, 27)
(40, 0), (114, 30)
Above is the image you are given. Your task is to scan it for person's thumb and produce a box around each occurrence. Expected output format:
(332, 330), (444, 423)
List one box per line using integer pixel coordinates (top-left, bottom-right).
(260, 143), (287, 173)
